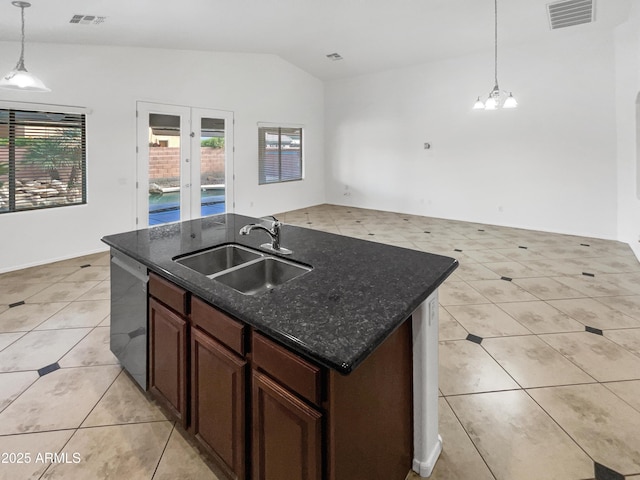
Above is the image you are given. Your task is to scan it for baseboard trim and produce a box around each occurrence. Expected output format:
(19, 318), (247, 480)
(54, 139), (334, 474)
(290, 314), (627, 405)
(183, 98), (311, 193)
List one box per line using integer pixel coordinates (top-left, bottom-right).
(412, 434), (443, 478)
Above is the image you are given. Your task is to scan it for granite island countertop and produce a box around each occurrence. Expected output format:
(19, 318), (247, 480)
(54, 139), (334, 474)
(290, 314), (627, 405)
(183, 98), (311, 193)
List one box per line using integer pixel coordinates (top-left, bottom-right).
(102, 213), (458, 374)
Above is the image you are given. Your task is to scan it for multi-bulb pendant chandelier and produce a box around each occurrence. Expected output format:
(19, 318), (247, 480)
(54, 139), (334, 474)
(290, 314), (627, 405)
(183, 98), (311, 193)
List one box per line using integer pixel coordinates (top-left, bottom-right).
(473, 0), (516, 110)
(0, 1), (50, 92)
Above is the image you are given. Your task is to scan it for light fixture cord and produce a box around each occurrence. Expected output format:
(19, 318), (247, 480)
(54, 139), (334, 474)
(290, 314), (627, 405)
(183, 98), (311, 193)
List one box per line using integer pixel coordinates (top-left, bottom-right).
(493, 0), (498, 87)
(16, 4), (26, 70)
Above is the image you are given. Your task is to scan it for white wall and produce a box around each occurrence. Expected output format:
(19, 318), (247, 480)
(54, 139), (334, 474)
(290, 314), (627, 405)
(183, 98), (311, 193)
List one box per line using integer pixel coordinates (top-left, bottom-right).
(325, 29), (618, 240)
(0, 43), (324, 272)
(615, 5), (640, 259)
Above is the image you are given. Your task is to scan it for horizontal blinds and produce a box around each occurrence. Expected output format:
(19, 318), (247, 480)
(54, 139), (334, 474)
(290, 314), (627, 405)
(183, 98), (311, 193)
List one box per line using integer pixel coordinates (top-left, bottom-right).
(279, 127), (302, 181)
(258, 125), (279, 185)
(0, 109), (86, 213)
(0, 115), (8, 212)
(258, 126), (302, 185)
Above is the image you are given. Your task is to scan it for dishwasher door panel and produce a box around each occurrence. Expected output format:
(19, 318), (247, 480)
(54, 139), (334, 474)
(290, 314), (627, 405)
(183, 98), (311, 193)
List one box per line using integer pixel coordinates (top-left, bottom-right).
(110, 250), (148, 390)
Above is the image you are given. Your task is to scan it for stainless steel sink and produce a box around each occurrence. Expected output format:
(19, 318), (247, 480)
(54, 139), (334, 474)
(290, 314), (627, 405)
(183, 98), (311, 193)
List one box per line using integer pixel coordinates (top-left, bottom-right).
(174, 244), (263, 277)
(214, 256), (311, 296)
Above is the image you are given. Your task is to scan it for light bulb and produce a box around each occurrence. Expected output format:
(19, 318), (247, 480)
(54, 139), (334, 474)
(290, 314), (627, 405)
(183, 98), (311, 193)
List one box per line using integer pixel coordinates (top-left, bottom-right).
(473, 97), (485, 110)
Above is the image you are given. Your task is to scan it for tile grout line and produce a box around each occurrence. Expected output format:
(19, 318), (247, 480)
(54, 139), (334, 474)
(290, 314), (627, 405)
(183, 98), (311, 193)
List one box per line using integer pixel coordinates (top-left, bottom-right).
(151, 422), (178, 479)
(38, 427), (80, 480)
(442, 395), (498, 480)
(600, 381), (640, 416)
(536, 330), (640, 382)
(521, 387), (599, 477)
(4, 207), (640, 479)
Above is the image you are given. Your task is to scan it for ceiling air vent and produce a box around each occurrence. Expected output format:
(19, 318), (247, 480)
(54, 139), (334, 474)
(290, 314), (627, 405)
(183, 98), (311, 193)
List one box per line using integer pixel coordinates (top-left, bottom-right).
(547, 0), (594, 29)
(69, 15), (107, 25)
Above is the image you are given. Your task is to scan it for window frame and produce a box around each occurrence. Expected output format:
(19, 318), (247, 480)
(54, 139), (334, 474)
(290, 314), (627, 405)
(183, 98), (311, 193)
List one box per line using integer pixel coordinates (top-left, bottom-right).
(0, 107), (87, 214)
(258, 123), (303, 185)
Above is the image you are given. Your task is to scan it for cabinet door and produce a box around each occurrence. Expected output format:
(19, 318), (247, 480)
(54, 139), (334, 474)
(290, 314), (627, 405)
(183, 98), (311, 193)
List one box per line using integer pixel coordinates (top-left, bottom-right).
(149, 298), (188, 425)
(191, 327), (247, 480)
(252, 370), (322, 480)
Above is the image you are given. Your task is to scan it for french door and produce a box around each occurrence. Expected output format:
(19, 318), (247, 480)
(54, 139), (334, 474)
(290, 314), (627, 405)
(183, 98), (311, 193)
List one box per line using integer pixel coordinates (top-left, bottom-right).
(136, 102), (234, 227)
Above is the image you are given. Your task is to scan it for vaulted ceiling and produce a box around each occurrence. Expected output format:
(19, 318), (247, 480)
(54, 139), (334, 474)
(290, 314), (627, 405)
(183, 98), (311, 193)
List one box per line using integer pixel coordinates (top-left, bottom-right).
(0, 0), (634, 80)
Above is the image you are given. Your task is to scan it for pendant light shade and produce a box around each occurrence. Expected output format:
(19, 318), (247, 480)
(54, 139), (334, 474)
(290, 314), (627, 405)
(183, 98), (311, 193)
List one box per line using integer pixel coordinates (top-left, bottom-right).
(484, 97), (498, 110)
(473, 0), (515, 110)
(0, 65), (50, 92)
(0, 1), (50, 92)
(503, 92), (518, 108)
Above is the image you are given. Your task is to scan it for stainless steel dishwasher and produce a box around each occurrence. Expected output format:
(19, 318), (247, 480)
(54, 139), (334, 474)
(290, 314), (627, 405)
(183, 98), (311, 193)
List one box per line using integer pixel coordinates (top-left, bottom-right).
(110, 248), (148, 390)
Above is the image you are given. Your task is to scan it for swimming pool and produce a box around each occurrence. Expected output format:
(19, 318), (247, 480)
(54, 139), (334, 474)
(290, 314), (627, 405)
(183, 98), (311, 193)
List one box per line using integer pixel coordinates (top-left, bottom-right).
(149, 187), (225, 225)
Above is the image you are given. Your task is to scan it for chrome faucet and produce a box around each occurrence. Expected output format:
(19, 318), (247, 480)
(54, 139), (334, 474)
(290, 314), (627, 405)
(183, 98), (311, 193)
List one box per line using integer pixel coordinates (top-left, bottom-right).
(239, 219), (292, 254)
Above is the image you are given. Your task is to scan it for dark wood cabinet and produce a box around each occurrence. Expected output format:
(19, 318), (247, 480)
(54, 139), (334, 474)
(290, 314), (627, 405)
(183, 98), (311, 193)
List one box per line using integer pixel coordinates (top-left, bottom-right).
(191, 327), (247, 480)
(148, 297), (188, 426)
(192, 296), (245, 356)
(252, 333), (322, 405)
(146, 276), (413, 480)
(252, 370), (322, 480)
(149, 273), (188, 316)
(326, 320), (413, 480)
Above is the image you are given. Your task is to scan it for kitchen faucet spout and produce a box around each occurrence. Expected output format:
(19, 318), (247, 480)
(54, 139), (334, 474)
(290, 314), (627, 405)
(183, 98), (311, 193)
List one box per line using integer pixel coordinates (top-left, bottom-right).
(239, 220), (292, 254)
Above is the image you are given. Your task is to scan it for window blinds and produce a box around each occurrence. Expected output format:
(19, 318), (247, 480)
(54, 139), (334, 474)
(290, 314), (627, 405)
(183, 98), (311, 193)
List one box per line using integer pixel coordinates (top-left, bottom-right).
(0, 108), (86, 213)
(258, 126), (302, 185)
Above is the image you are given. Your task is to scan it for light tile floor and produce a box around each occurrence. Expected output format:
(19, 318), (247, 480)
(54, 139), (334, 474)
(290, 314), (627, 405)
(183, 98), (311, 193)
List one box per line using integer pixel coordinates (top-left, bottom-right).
(278, 205), (640, 480)
(0, 253), (219, 480)
(1, 204), (639, 479)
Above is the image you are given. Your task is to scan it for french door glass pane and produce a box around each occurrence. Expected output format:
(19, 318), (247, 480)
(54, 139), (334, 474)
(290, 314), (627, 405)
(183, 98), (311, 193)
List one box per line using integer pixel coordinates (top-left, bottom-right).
(148, 113), (181, 225)
(200, 117), (225, 217)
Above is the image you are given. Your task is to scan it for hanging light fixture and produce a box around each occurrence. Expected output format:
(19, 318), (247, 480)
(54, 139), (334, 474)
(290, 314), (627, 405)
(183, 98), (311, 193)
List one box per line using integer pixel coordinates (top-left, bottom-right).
(0, 1), (50, 92)
(473, 0), (515, 110)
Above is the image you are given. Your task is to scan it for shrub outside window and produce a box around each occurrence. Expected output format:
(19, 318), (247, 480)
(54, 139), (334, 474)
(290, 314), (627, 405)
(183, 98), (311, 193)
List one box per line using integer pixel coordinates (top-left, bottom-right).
(258, 125), (302, 184)
(0, 108), (86, 213)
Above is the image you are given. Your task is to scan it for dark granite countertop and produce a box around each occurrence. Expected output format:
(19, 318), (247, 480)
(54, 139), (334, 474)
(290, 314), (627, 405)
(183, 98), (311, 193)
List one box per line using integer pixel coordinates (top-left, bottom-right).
(102, 214), (457, 374)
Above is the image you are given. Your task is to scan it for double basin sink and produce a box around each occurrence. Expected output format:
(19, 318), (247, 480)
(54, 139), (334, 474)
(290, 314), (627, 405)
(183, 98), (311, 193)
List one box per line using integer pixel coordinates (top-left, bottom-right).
(174, 244), (311, 296)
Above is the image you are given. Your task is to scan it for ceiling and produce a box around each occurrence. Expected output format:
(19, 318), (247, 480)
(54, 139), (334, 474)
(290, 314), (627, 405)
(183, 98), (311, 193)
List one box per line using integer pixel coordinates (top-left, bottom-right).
(0, 0), (634, 80)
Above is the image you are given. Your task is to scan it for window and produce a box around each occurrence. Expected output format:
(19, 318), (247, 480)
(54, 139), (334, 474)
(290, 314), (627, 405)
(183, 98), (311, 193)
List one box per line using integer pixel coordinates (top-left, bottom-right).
(0, 108), (86, 213)
(258, 125), (302, 184)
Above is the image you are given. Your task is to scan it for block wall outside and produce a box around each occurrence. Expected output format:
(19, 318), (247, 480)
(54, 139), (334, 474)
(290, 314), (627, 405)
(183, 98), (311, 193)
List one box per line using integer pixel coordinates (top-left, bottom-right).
(148, 147), (225, 183)
(1, 146), (225, 187)
(1, 147), (68, 182)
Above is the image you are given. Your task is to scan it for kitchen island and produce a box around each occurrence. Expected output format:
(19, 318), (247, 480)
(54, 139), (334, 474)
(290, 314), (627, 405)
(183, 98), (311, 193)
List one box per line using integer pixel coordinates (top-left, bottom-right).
(102, 213), (457, 479)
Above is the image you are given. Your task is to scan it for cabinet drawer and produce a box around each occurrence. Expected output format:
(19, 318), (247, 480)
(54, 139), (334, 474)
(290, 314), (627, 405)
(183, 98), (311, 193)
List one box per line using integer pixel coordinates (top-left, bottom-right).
(191, 297), (245, 356)
(149, 272), (188, 316)
(252, 333), (322, 406)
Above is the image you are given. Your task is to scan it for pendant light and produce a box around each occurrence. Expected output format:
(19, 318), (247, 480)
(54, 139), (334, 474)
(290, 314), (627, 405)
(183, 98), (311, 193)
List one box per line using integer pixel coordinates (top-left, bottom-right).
(473, 0), (515, 110)
(0, 1), (50, 92)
